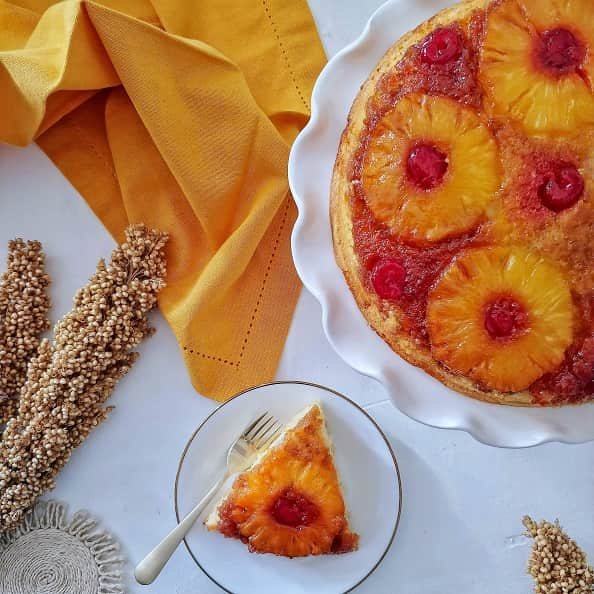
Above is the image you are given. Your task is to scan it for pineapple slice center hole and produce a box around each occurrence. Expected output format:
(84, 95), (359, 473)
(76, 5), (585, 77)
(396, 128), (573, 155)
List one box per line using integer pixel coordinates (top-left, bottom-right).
(484, 296), (528, 340)
(406, 143), (448, 190)
(270, 487), (320, 528)
(536, 28), (586, 75)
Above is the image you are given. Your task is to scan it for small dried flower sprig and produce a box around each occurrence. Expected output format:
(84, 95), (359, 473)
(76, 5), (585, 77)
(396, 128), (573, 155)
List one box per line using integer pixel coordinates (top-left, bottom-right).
(0, 225), (168, 532)
(523, 516), (594, 594)
(0, 240), (51, 427)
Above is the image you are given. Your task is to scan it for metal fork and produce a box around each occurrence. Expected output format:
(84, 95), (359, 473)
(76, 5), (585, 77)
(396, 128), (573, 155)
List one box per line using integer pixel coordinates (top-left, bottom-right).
(134, 412), (283, 585)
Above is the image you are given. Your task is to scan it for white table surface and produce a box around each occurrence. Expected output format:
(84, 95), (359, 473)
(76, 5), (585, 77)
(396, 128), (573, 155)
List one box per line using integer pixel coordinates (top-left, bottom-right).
(1, 2), (593, 593)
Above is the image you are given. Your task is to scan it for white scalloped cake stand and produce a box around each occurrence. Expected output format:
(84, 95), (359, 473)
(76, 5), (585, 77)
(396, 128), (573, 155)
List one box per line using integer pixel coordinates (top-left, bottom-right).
(288, 0), (594, 447)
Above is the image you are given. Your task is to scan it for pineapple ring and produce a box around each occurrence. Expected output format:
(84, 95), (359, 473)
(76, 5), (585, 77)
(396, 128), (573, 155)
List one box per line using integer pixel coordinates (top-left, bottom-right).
(427, 246), (573, 392)
(362, 93), (500, 244)
(480, 0), (594, 135)
(235, 459), (348, 557)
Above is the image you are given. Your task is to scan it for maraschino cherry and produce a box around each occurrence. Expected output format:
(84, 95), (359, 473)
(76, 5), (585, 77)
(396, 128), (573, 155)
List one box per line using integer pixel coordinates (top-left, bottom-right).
(538, 163), (584, 212)
(271, 488), (319, 527)
(484, 297), (527, 339)
(371, 258), (407, 301)
(421, 27), (463, 65)
(406, 144), (448, 190)
(537, 28), (586, 75)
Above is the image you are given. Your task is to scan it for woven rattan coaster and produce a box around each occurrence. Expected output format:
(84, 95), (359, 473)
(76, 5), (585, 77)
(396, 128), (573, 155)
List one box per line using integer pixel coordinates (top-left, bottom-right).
(0, 500), (124, 594)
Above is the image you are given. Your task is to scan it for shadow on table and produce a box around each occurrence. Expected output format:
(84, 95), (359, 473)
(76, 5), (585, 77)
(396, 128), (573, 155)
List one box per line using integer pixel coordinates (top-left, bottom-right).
(358, 432), (492, 594)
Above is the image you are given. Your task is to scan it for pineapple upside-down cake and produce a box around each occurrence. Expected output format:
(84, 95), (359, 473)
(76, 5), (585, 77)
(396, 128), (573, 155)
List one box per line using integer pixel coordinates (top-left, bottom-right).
(331, 0), (594, 406)
(206, 404), (358, 557)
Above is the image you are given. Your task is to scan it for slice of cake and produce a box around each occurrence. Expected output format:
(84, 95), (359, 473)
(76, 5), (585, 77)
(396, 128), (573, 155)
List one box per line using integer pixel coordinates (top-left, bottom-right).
(206, 403), (359, 558)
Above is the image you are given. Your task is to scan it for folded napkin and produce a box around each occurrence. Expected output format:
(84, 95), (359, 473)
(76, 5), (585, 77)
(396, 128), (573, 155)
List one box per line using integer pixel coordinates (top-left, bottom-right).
(0, 0), (326, 400)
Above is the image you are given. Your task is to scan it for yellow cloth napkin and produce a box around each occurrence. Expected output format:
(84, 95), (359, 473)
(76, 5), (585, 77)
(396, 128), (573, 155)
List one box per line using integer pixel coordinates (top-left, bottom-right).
(0, 0), (325, 400)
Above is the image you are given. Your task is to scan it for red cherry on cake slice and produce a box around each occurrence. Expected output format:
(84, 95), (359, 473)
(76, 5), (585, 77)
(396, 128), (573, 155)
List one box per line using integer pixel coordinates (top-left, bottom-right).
(406, 144), (448, 190)
(538, 163), (584, 212)
(421, 27), (463, 65)
(371, 258), (407, 300)
(271, 488), (319, 527)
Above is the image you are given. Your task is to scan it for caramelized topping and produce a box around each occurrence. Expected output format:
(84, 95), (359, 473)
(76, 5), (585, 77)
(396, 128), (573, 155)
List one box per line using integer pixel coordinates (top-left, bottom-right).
(406, 143), (448, 190)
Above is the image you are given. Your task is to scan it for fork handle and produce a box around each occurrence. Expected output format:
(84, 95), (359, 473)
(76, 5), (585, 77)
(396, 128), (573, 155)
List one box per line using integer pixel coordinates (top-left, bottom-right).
(134, 473), (228, 585)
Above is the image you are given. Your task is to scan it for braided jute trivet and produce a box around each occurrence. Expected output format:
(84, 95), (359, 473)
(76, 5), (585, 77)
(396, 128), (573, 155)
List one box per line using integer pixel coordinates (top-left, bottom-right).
(0, 500), (124, 594)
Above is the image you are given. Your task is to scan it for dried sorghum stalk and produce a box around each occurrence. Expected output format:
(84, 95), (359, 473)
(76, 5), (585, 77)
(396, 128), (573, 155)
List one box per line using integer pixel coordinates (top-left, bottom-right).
(0, 240), (51, 427)
(523, 516), (594, 594)
(0, 225), (168, 531)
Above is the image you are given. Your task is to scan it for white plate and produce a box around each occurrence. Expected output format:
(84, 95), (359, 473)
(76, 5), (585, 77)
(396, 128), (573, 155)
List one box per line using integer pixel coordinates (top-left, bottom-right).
(175, 382), (401, 594)
(288, 0), (594, 448)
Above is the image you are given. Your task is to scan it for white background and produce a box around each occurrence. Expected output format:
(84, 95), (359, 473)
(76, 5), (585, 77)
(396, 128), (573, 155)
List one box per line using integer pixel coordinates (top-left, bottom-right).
(0, 1), (593, 593)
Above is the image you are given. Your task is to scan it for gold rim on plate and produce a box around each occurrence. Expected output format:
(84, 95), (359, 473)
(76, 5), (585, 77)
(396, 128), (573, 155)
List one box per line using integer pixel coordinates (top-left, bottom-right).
(174, 380), (403, 594)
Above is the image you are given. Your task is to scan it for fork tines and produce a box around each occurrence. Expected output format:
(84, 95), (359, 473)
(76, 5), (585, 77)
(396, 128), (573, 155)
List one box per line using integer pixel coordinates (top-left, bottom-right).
(243, 412), (283, 451)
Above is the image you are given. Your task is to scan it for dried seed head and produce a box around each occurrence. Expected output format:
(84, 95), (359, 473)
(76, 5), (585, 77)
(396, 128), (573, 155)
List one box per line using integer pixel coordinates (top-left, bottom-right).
(523, 516), (594, 594)
(0, 239), (51, 426)
(0, 225), (168, 532)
